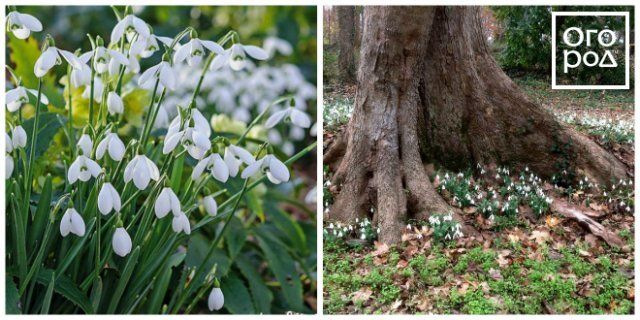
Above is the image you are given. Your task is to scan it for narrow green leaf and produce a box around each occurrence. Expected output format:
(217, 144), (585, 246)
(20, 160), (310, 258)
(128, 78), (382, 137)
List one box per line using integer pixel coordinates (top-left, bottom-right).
(6, 277), (22, 314)
(107, 246), (141, 313)
(170, 152), (185, 190)
(34, 268), (94, 314)
(21, 112), (66, 159)
(29, 174), (52, 250)
(40, 272), (55, 314)
(224, 216), (247, 259)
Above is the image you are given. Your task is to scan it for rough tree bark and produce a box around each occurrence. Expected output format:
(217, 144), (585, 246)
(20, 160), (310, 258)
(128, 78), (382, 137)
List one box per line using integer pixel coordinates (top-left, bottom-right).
(324, 6), (629, 244)
(336, 6), (357, 83)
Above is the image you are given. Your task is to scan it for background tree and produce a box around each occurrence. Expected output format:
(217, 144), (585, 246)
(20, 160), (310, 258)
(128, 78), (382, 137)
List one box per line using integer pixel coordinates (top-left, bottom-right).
(324, 6), (629, 244)
(336, 6), (356, 83)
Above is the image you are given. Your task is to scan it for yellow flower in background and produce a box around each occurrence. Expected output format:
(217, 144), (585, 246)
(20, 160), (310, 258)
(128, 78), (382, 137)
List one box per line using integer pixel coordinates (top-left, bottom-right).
(121, 88), (150, 127)
(210, 114), (246, 135)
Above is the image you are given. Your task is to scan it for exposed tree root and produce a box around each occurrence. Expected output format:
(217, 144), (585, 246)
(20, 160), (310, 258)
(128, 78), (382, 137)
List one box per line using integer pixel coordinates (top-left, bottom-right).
(551, 199), (625, 248)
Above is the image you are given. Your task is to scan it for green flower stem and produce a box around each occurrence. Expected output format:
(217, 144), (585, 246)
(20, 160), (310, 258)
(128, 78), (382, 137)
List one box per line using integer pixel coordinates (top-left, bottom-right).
(23, 78), (43, 212)
(139, 88), (166, 148)
(88, 53), (97, 126)
(137, 78), (160, 153)
(66, 67), (75, 155)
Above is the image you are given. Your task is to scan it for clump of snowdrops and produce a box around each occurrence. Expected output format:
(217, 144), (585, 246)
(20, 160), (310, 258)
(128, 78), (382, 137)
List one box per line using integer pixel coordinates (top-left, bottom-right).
(5, 6), (316, 314)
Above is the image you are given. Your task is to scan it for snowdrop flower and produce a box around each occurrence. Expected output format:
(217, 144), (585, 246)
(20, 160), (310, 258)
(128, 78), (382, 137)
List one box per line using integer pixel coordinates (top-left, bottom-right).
(263, 37), (292, 57)
(112, 227), (132, 257)
(6, 11), (42, 39)
(192, 153), (229, 182)
(203, 195), (218, 216)
(6, 86), (49, 112)
(89, 46), (129, 74)
(60, 208), (85, 237)
(224, 145), (255, 177)
(98, 182), (121, 215)
(163, 111), (211, 159)
(130, 34), (173, 58)
(111, 14), (150, 43)
(96, 132), (126, 161)
(174, 38), (224, 66)
(208, 287), (224, 311)
(34, 46), (83, 78)
(107, 92), (124, 115)
(70, 62), (92, 87)
(138, 61), (176, 91)
(210, 43), (268, 71)
(305, 186), (317, 204)
(6, 155), (14, 179)
(77, 134), (93, 156)
(124, 155), (160, 190)
(265, 107), (311, 129)
(155, 187), (181, 218)
(5, 133), (12, 153)
(172, 213), (191, 234)
(11, 125), (27, 148)
(241, 154), (289, 184)
(68, 155), (101, 183)
(82, 77), (105, 102)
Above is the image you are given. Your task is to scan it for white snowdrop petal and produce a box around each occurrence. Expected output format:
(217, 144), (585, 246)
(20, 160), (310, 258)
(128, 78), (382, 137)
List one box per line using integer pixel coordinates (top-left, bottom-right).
(13, 28), (31, 39)
(173, 43), (191, 63)
(268, 156), (290, 183)
(11, 126), (27, 148)
(290, 109), (311, 128)
(224, 149), (240, 177)
(132, 16), (150, 38)
(265, 109), (289, 128)
(138, 64), (160, 86)
(230, 145), (255, 164)
(191, 109), (211, 136)
(68, 157), (82, 184)
(96, 138), (108, 160)
(242, 45), (269, 60)
(163, 131), (183, 154)
(241, 160), (262, 179)
(85, 158), (102, 177)
(211, 156), (229, 183)
(208, 287), (224, 311)
(18, 13), (42, 32)
(201, 40), (224, 55)
(112, 228), (132, 257)
(98, 183), (113, 215)
(145, 157), (160, 181)
(192, 156), (209, 180)
(155, 188), (171, 218)
(203, 196), (217, 216)
(169, 190), (181, 216)
(60, 209), (72, 237)
(107, 92), (124, 115)
(108, 134), (126, 161)
(70, 210), (86, 236)
(159, 63), (176, 90)
(77, 134), (93, 156)
(111, 18), (127, 43)
(6, 156), (14, 179)
(123, 156), (138, 183)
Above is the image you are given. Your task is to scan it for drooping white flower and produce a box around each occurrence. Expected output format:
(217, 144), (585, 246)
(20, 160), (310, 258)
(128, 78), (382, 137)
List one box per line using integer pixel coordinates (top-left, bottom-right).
(5, 133), (13, 153)
(107, 92), (124, 115)
(123, 155), (160, 190)
(154, 187), (181, 218)
(88, 46), (129, 74)
(241, 154), (289, 184)
(11, 125), (27, 148)
(174, 38), (224, 66)
(210, 43), (268, 71)
(5, 86), (49, 112)
(112, 227), (132, 257)
(192, 153), (229, 182)
(130, 34), (173, 58)
(60, 207), (85, 237)
(110, 14), (150, 44)
(172, 213), (191, 235)
(6, 155), (14, 179)
(163, 110), (211, 159)
(82, 77), (105, 102)
(305, 186), (317, 204)
(265, 107), (311, 129)
(223, 145), (255, 177)
(203, 195), (217, 216)
(70, 62), (92, 87)
(138, 61), (176, 91)
(6, 11), (42, 39)
(77, 134), (93, 156)
(263, 37), (293, 57)
(96, 132), (126, 161)
(207, 287), (224, 311)
(34, 46), (83, 78)
(98, 182), (121, 215)
(68, 155), (101, 183)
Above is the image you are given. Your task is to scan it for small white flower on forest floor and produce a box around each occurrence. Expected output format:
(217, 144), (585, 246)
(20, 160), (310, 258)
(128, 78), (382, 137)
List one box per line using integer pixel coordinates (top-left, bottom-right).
(163, 111), (211, 160)
(5, 86), (49, 112)
(174, 38), (224, 66)
(263, 37), (293, 57)
(6, 11), (42, 39)
(210, 43), (268, 71)
(112, 227), (132, 257)
(265, 107), (311, 129)
(107, 92), (124, 115)
(224, 145), (255, 177)
(96, 132), (126, 161)
(68, 155), (101, 184)
(11, 125), (27, 148)
(111, 14), (150, 44)
(124, 155), (160, 190)
(192, 153), (229, 182)
(172, 213), (191, 234)
(98, 182), (121, 215)
(203, 195), (218, 216)
(155, 187), (181, 218)
(60, 207), (85, 237)
(241, 154), (289, 184)
(34, 46), (83, 78)
(138, 61), (177, 91)
(208, 287), (224, 311)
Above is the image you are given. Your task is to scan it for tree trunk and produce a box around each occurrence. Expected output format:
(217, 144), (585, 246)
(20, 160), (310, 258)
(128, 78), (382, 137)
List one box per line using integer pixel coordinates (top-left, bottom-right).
(336, 6), (357, 83)
(325, 6), (629, 244)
